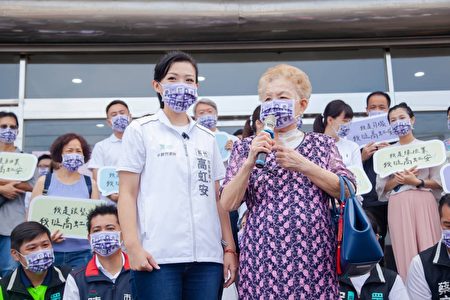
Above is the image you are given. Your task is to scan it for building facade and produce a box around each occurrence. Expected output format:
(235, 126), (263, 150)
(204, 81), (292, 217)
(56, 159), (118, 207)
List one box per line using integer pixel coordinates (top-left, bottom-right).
(0, 0), (449, 151)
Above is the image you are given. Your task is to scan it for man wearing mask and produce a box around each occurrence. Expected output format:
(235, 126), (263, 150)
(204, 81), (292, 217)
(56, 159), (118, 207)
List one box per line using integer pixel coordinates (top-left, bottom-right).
(0, 111), (36, 277)
(36, 154), (52, 177)
(193, 98), (238, 153)
(361, 92), (392, 255)
(406, 194), (450, 299)
(63, 205), (132, 300)
(88, 100), (131, 204)
(0, 221), (70, 300)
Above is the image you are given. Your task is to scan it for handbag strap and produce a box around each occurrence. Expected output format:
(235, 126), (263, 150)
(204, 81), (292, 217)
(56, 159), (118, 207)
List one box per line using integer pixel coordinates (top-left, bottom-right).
(339, 176), (356, 203)
(336, 202), (344, 275)
(336, 175), (355, 275)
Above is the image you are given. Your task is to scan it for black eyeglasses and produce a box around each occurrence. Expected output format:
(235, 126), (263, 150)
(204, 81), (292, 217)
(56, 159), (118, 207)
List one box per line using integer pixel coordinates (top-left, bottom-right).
(0, 125), (18, 130)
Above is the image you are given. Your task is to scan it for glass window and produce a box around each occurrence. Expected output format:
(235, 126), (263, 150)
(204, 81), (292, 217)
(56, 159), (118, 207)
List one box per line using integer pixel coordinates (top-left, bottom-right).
(26, 54), (161, 98)
(0, 55), (20, 99)
(412, 111), (449, 141)
(23, 119), (111, 153)
(391, 48), (450, 91)
(26, 50), (387, 99)
(195, 49), (387, 96)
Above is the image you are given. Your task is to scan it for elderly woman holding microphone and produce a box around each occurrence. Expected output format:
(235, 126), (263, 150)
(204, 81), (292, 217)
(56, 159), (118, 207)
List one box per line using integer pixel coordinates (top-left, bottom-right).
(220, 64), (355, 299)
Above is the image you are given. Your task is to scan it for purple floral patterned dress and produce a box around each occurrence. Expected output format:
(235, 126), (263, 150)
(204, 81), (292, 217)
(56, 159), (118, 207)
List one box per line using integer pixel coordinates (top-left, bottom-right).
(222, 132), (355, 299)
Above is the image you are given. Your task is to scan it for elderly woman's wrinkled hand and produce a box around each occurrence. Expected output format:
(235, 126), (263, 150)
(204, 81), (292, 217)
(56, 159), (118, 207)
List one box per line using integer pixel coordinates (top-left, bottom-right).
(273, 144), (310, 173)
(247, 132), (274, 166)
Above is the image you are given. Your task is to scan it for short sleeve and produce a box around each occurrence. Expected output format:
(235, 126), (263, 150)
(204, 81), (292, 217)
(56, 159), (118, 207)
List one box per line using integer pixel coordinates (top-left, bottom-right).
(28, 165), (38, 186)
(327, 138), (356, 185)
(116, 121), (146, 174)
(220, 138), (252, 202)
(62, 274), (80, 300)
(88, 142), (104, 169)
(375, 174), (390, 202)
(388, 275), (409, 300)
(212, 138), (226, 181)
(350, 142), (363, 169)
(406, 255), (431, 299)
(429, 163), (443, 186)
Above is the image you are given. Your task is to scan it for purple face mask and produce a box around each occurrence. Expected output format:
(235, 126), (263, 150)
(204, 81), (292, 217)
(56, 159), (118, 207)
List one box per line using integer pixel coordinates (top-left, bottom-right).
(260, 99), (296, 129)
(90, 231), (121, 257)
(62, 153), (84, 172)
(162, 83), (198, 113)
(391, 119), (412, 136)
(38, 167), (49, 177)
(197, 114), (217, 129)
(111, 114), (129, 132)
(337, 123), (351, 138)
(443, 229), (450, 248)
(19, 248), (54, 273)
(0, 128), (17, 144)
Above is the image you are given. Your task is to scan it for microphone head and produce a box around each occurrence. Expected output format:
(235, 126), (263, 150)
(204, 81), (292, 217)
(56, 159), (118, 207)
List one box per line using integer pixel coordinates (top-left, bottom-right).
(264, 115), (276, 131)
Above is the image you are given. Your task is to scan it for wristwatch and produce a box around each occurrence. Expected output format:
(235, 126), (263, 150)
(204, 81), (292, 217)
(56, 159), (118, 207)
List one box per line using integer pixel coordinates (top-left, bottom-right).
(416, 179), (425, 189)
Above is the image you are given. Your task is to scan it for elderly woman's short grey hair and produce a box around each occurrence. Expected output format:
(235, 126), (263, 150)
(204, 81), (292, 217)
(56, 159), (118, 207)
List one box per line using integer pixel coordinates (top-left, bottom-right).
(258, 64), (312, 101)
(193, 98), (218, 115)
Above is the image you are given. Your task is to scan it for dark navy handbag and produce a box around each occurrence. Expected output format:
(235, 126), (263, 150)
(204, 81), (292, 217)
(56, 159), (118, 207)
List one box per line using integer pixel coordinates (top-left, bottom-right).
(336, 176), (383, 277)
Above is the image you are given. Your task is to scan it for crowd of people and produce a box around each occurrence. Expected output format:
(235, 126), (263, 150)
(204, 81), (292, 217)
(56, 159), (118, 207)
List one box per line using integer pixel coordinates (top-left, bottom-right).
(0, 50), (449, 300)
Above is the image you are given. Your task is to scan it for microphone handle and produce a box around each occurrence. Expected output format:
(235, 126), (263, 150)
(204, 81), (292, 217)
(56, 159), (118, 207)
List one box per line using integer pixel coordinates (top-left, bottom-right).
(255, 152), (268, 168)
(254, 128), (274, 169)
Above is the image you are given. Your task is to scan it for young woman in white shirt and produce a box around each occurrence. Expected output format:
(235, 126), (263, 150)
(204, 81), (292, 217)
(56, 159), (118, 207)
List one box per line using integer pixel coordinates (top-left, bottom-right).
(376, 102), (443, 280)
(313, 99), (363, 169)
(117, 51), (237, 300)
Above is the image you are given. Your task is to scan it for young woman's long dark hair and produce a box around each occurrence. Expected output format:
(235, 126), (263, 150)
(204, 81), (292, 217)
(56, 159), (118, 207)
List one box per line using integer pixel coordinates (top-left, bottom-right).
(387, 102), (414, 123)
(242, 105), (261, 138)
(313, 99), (354, 133)
(154, 51), (198, 109)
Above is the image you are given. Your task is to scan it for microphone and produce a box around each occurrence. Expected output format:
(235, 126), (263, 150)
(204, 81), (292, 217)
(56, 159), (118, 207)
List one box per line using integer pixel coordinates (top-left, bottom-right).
(182, 132), (190, 140)
(255, 115), (276, 168)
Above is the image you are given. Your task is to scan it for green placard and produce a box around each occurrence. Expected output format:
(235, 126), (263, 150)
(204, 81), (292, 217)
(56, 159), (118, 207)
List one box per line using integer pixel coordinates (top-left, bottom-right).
(0, 152), (37, 181)
(28, 196), (107, 239)
(373, 139), (446, 178)
(347, 166), (372, 195)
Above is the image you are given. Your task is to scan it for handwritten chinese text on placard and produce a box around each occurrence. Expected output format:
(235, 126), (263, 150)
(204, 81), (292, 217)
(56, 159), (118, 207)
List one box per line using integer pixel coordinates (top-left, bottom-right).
(373, 140), (446, 178)
(347, 114), (399, 148)
(28, 196), (107, 239)
(0, 152), (37, 181)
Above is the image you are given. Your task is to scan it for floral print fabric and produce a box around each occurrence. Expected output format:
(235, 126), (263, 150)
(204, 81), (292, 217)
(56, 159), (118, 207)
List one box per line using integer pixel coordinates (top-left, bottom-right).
(222, 132), (354, 299)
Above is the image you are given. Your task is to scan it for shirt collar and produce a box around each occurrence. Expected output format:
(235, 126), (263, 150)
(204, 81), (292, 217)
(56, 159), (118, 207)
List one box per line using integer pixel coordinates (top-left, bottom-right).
(19, 265), (52, 288)
(156, 109), (196, 134)
(433, 239), (450, 267)
(95, 252), (125, 280)
(340, 264), (385, 286)
(108, 134), (122, 143)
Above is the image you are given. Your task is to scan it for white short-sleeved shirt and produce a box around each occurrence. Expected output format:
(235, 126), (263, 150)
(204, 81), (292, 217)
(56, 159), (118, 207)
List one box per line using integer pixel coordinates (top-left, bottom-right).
(336, 138), (363, 169)
(88, 134), (122, 203)
(117, 109), (226, 264)
(88, 134), (123, 169)
(407, 254), (432, 299)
